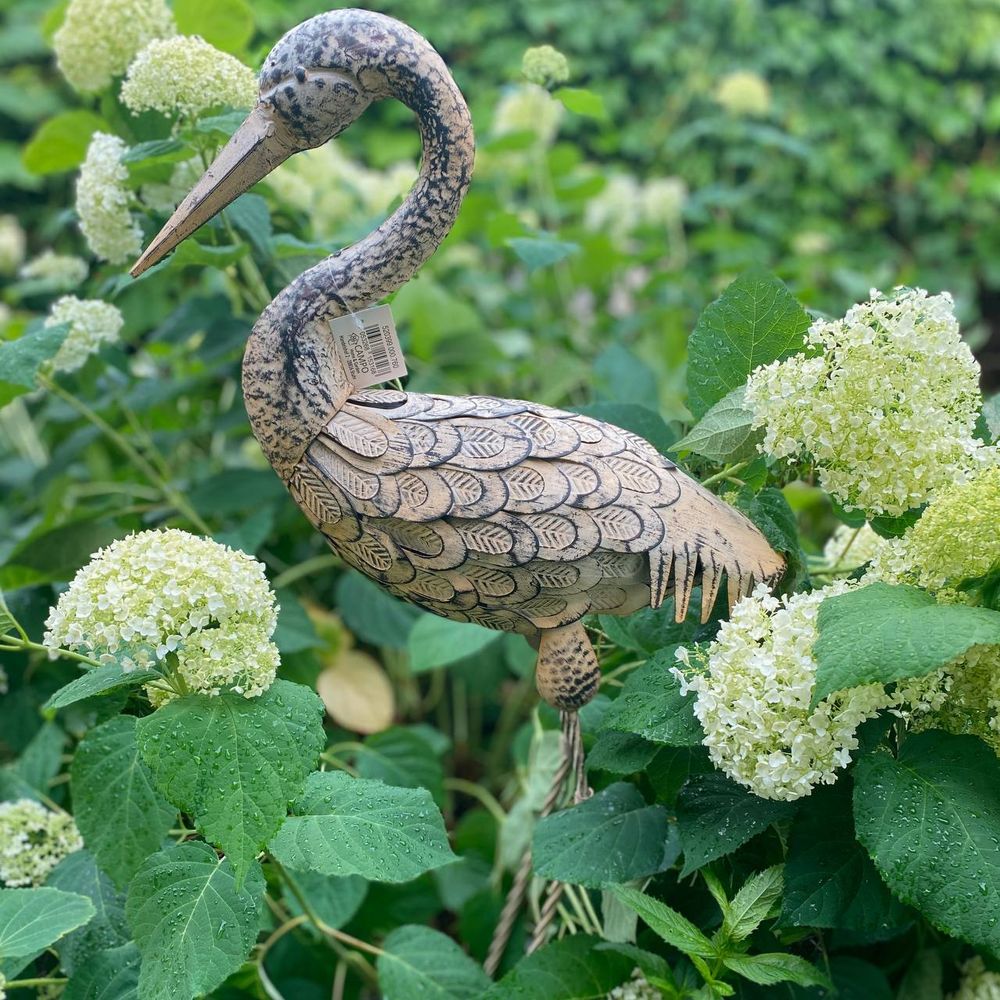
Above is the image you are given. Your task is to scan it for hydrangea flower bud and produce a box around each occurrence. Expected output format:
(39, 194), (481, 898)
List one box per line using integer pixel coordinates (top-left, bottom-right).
(0, 799), (82, 887)
(521, 45), (570, 88)
(950, 956), (1000, 1000)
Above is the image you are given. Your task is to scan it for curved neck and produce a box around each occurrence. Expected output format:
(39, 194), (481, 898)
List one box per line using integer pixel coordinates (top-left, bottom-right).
(243, 20), (474, 481)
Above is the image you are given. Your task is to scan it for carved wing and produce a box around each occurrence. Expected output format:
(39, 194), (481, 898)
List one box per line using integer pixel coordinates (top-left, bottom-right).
(289, 390), (783, 635)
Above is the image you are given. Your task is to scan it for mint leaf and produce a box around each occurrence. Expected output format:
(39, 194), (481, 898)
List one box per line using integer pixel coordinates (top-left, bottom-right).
(672, 386), (761, 463)
(687, 269), (810, 419)
(377, 925), (490, 999)
(600, 648), (702, 746)
(70, 716), (176, 888)
(723, 866), (784, 942)
(0, 887), (95, 959)
(609, 886), (716, 959)
(44, 665), (161, 711)
(269, 770), (456, 882)
(676, 772), (796, 875)
(532, 783), (676, 887)
(723, 952), (831, 989)
(125, 841), (264, 1000)
(136, 679), (325, 884)
(854, 730), (1000, 954)
(407, 616), (502, 673)
(813, 583), (1000, 705)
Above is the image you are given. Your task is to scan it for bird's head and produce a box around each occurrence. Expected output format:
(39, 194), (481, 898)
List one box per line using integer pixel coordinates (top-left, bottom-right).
(131, 9), (411, 277)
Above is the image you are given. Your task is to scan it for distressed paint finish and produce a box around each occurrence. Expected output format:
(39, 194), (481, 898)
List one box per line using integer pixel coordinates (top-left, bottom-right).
(132, 9), (785, 711)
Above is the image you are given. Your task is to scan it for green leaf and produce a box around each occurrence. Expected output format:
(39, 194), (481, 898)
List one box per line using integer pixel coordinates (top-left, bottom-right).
(70, 716), (177, 888)
(22, 110), (105, 174)
(273, 587), (322, 654)
(896, 951), (944, 1000)
(269, 770), (456, 882)
(532, 783), (676, 887)
(169, 239), (248, 269)
(609, 886), (715, 959)
(483, 934), (635, 999)
(553, 87), (608, 120)
(46, 850), (129, 975)
(125, 841), (264, 1000)
(722, 952), (831, 989)
(377, 925), (491, 999)
(676, 772), (796, 875)
(0, 321), (70, 406)
(587, 731), (658, 774)
(723, 866), (783, 942)
(407, 615), (503, 673)
(813, 583), (1000, 705)
(672, 386), (761, 463)
(224, 193), (272, 256)
(122, 138), (189, 167)
(854, 730), (1000, 954)
(173, 0), (254, 53)
(62, 942), (140, 1000)
(780, 779), (903, 933)
(1, 721), (65, 800)
(135, 680), (325, 885)
(0, 887), (96, 959)
(335, 570), (420, 648)
(354, 727), (445, 804)
(686, 269), (810, 419)
(44, 665), (161, 711)
(600, 648), (702, 746)
(283, 870), (367, 930)
(0, 591), (18, 637)
(507, 235), (580, 271)
(733, 485), (804, 585)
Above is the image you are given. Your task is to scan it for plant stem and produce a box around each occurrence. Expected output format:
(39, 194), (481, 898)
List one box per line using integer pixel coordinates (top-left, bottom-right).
(700, 461), (749, 489)
(6, 979), (68, 989)
(444, 777), (507, 825)
(271, 553), (341, 589)
(0, 636), (104, 670)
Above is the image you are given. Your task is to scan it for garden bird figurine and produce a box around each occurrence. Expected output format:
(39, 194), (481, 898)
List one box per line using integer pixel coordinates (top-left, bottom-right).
(131, 9), (784, 765)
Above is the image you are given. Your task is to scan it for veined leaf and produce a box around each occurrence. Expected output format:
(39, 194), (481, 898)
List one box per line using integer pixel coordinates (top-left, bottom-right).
(672, 385), (761, 463)
(44, 665), (162, 711)
(0, 887), (95, 959)
(609, 885), (716, 959)
(377, 925), (490, 999)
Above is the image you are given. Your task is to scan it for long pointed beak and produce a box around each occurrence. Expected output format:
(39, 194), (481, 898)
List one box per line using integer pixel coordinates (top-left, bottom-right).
(130, 104), (298, 277)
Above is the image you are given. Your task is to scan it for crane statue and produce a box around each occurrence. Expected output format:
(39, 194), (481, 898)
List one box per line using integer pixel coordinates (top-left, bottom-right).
(132, 3), (782, 877)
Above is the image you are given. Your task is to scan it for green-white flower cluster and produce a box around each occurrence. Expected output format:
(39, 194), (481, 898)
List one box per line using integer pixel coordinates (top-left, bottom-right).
(821, 522), (887, 573)
(585, 174), (687, 241)
(949, 957), (1000, 1000)
(493, 84), (564, 145)
(0, 799), (82, 886)
(19, 251), (88, 289)
(44, 296), (124, 373)
(0, 215), (25, 274)
(746, 287), (989, 516)
(674, 581), (892, 801)
(44, 529), (280, 704)
(53, 0), (175, 93)
(521, 45), (570, 88)
(608, 969), (661, 1000)
(714, 70), (771, 115)
(121, 36), (258, 118)
(76, 133), (142, 265)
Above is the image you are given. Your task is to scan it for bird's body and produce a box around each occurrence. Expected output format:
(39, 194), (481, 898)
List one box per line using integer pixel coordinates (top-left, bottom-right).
(132, 7), (784, 713)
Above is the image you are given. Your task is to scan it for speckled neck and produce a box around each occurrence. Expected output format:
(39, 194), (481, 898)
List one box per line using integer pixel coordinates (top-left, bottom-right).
(243, 9), (475, 482)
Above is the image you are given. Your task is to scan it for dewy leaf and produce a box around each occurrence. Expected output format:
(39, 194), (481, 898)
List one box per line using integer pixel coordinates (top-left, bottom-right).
(135, 679), (325, 885)
(268, 770), (456, 882)
(686, 269), (810, 419)
(781, 779), (904, 933)
(532, 782), (676, 887)
(599, 648), (703, 746)
(61, 942), (140, 1000)
(354, 727), (446, 805)
(407, 615), (503, 673)
(672, 386), (761, 463)
(125, 841), (264, 1000)
(46, 850), (129, 975)
(70, 716), (176, 889)
(377, 925), (491, 1000)
(0, 887), (96, 959)
(44, 665), (162, 711)
(609, 886), (716, 959)
(482, 934), (636, 999)
(722, 952), (831, 989)
(0, 321), (70, 407)
(813, 583), (1000, 705)
(854, 730), (1000, 954)
(676, 772), (796, 876)
(723, 866), (784, 942)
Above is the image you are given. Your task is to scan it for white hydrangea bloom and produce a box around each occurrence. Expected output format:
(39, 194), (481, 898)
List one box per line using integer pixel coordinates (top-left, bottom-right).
(821, 523), (888, 573)
(493, 84), (564, 144)
(76, 133), (142, 265)
(19, 250), (88, 288)
(0, 799), (83, 886)
(640, 176), (687, 226)
(121, 36), (258, 118)
(607, 969), (661, 1000)
(674, 581), (892, 801)
(585, 174), (642, 237)
(44, 529), (280, 703)
(53, 0), (175, 93)
(0, 215), (25, 274)
(746, 288), (988, 516)
(949, 956), (1000, 1000)
(715, 70), (771, 115)
(521, 45), (570, 88)
(43, 296), (123, 374)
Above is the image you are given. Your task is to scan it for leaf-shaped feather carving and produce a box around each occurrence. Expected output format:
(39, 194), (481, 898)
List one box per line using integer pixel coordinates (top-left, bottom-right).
(452, 519), (514, 555)
(290, 466), (343, 526)
(604, 455), (661, 493)
(326, 410), (389, 458)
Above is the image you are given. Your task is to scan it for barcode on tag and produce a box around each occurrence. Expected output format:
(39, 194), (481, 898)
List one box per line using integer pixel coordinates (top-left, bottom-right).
(329, 304), (407, 390)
